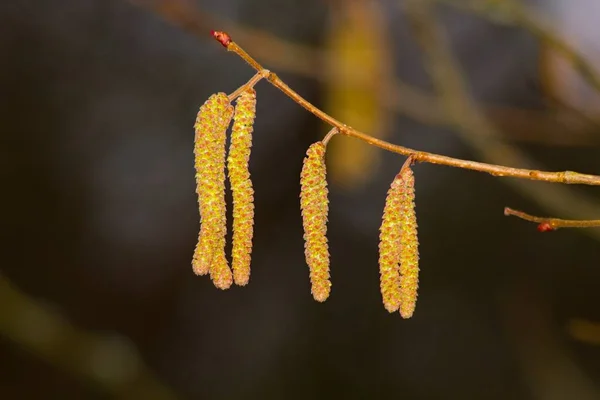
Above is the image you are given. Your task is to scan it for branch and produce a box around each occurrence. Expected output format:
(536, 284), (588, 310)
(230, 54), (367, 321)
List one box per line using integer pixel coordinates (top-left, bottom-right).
(128, 0), (600, 147)
(504, 207), (600, 231)
(212, 31), (600, 186)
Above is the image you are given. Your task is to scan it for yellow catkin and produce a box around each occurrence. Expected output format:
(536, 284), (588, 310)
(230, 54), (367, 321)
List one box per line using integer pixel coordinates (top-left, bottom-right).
(192, 92), (233, 289)
(398, 165), (419, 318)
(227, 89), (256, 286)
(300, 142), (331, 302)
(378, 174), (403, 313)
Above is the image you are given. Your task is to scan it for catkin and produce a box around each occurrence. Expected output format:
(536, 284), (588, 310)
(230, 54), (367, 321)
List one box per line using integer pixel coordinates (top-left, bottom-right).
(378, 174), (403, 313)
(192, 92), (233, 289)
(398, 164), (419, 318)
(228, 89), (256, 286)
(300, 142), (331, 302)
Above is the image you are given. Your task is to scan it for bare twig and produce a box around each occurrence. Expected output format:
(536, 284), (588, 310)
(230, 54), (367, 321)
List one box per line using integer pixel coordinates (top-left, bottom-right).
(211, 30), (600, 186)
(322, 127), (338, 147)
(227, 69), (270, 101)
(128, 0), (600, 147)
(504, 207), (600, 230)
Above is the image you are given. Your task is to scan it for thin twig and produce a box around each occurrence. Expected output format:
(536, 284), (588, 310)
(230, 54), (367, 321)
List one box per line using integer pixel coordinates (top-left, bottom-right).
(322, 127), (338, 147)
(212, 31), (600, 186)
(129, 0), (600, 147)
(504, 207), (600, 230)
(227, 69), (270, 101)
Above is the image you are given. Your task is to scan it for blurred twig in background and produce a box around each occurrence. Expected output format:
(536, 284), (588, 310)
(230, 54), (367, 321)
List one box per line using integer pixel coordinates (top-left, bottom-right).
(0, 276), (178, 400)
(437, 0), (600, 96)
(567, 318), (600, 346)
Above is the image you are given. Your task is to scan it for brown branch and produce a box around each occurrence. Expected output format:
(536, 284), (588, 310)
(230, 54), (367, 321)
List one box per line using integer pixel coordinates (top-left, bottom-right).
(128, 0), (600, 147)
(227, 69), (269, 101)
(504, 207), (600, 230)
(212, 31), (600, 186)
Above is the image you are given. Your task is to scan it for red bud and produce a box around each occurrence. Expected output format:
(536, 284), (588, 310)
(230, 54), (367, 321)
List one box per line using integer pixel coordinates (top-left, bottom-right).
(211, 30), (232, 48)
(537, 222), (555, 232)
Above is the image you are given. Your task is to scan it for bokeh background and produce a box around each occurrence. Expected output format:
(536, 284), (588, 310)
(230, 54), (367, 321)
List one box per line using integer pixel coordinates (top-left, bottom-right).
(2, 0), (600, 399)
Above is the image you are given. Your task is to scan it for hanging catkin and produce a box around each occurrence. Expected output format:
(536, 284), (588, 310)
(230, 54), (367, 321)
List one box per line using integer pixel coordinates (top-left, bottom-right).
(398, 164), (419, 318)
(228, 89), (256, 286)
(300, 142), (331, 302)
(378, 174), (403, 313)
(192, 92), (233, 289)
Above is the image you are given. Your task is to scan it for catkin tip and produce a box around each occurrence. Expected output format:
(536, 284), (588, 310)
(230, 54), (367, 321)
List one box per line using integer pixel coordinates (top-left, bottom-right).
(211, 250), (233, 290)
(399, 308), (414, 319)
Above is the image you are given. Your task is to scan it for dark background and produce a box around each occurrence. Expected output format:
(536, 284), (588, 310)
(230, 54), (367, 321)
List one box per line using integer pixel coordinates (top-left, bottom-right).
(2, 0), (600, 399)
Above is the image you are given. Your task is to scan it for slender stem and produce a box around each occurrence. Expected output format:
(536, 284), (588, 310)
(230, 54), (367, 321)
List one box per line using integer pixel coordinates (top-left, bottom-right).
(228, 43), (264, 73)
(504, 207), (600, 229)
(228, 69), (270, 101)
(322, 127), (338, 147)
(402, 155), (415, 171)
(214, 32), (600, 186)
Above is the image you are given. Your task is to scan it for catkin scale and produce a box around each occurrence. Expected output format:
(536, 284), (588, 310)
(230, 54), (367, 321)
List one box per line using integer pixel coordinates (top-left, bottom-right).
(192, 92), (233, 289)
(300, 142), (331, 302)
(398, 165), (419, 318)
(378, 175), (403, 313)
(227, 89), (256, 286)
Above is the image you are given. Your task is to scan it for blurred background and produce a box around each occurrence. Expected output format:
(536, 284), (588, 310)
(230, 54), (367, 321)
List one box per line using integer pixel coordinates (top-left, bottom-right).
(2, 0), (600, 399)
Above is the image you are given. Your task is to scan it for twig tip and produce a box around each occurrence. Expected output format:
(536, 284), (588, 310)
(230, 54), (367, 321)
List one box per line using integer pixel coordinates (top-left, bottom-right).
(211, 30), (232, 48)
